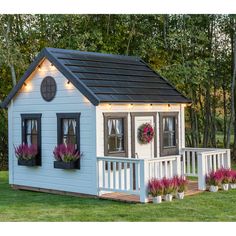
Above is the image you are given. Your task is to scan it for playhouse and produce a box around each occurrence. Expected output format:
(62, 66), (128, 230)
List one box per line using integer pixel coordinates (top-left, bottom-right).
(0, 48), (231, 202)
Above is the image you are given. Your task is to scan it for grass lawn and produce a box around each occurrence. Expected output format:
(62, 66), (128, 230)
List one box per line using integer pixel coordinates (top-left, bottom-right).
(1, 172), (236, 221)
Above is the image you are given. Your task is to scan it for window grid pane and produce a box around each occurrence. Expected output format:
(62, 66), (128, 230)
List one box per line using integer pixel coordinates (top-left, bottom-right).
(107, 118), (124, 153)
(62, 118), (77, 147)
(163, 116), (176, 148)
(25, 119), (38, 146)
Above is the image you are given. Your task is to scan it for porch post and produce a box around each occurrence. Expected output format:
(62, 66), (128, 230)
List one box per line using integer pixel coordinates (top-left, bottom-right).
(97, 159), (103, 196)
(174, 155), (181, 176)
(197, 152), (206, 191)
(140, 159), (149, 203)
(225, 149), (231, 169)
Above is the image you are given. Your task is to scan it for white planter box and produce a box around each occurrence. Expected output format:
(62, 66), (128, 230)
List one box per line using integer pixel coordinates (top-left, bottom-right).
(164, 194), (173, 202)
(177, 192), (185, 199)
(209, 185), (218, 192)
(222, 184), (229, 191)
(153, 196), (162, 204)
(230, 183), (236, 189)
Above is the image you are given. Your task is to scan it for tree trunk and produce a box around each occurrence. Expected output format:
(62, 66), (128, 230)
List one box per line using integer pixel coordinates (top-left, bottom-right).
(222, 83), (227, 147)
(227, 22), (236, 149)
(203, 86), (211, 147)
(9, 64), (16, 86)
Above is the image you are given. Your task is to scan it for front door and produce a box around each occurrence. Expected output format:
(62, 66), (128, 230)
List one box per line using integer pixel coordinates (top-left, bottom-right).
(134, 116), (155, 159)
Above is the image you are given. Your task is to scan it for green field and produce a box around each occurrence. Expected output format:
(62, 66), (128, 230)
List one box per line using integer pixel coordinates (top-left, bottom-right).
(0, 171), (236, 221)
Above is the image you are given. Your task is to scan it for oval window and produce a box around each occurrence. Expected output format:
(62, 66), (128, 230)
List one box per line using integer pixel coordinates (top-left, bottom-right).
(40, 76), (57, 102)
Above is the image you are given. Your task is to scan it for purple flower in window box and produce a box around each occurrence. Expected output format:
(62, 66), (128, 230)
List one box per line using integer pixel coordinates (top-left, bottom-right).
(15, 143), (38, 160)
(53, 144), (81, 169)
(14, 143), (39, 166)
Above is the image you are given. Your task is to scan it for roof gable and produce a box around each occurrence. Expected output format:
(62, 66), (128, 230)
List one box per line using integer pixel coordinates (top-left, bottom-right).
(1, 47), (191, 108)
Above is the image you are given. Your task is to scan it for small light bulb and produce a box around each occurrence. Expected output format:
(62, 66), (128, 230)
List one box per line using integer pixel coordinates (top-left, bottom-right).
(128, 104), (133, 109)
(108, 104), (112, 110)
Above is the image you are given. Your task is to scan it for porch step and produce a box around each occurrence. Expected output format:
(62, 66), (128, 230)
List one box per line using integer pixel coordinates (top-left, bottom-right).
(99, 181), (203, 203)
(100, 192), (141, 203)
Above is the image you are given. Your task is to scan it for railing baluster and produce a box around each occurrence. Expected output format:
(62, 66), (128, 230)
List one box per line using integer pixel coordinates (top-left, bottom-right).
(113, 161), (116, 190)
(213, 154), (217, 171)
(209, 155), (213, 172)
(164, 161), (168, 177)
(187, 151), (190, 174)
(108, 161), (111, 189)
(205, 155), (209, 174)
(160, 162), (163, 178)
(220, 153), (224, 168)
(135, 162), (139, 191)
(217, 154), (220, 169)
(124, 162), (127, 190)
(130, 162), (133, 190)
(183, 151), (186, 175)
(102, 160), (105, 188)
(192, 151), (196, 175)
(154, 162), (156, 178)
(169, 160), (173, 178)
(118, 162), (122, 190)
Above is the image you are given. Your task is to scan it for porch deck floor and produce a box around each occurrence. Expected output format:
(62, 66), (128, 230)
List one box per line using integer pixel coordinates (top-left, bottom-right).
(99, 181), (202, 203)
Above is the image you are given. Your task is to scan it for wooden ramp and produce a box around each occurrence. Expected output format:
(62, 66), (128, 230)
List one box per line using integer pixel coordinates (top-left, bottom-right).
(100, 181), (202, 203)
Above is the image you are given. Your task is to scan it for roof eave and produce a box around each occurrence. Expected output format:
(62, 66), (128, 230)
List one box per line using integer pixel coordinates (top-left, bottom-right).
(1, 48), (100, 108)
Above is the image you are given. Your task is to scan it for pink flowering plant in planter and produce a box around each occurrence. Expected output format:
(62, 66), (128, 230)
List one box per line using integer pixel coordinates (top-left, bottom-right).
(220, 168), (231, 184)
(148, 178), (164, 203)
(15, 143), (38, 160)
(219, 168), (232, 191)
(206, 170), (222, 192)
(176, 176), (189, 199)
(230, 170), (236, 189)
(162, 177), (174, 202)
(53, 144), (81, 163)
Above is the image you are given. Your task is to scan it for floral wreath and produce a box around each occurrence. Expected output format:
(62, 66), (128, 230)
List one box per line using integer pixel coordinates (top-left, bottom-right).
(138, 123), (155, 144)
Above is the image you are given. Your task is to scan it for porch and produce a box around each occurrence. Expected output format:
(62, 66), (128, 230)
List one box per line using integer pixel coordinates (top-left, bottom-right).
(97, 148), (231, 203)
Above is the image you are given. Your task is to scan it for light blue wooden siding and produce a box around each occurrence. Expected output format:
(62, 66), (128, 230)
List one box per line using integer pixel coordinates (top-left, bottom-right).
(8, 59), (97, 195)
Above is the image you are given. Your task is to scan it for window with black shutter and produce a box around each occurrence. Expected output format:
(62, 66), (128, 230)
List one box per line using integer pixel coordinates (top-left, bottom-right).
(21, 114), (42, 165)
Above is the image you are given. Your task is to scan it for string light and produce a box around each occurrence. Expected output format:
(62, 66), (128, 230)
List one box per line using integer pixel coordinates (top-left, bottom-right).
(108, 104), (112, 110)
(128, 104), (133, 109)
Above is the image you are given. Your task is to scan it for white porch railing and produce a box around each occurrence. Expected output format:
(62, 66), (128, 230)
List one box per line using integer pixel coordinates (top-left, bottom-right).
(97, 155), (181, 203)
(97, 148), (231, 203)
(181, 148), (231, 190)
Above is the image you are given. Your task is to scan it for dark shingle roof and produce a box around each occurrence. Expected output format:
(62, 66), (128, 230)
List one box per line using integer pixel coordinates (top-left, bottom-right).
(1, 47), (191, 108)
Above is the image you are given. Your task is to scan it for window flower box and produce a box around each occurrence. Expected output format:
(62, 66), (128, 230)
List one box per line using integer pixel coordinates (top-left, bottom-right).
(15, 143), (40, 167)
(53, 144), (81, 170)
(18, 158), (39, 166)
(54, 160), (80, 169)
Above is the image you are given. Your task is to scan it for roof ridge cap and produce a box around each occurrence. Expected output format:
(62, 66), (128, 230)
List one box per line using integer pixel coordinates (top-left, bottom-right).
(45, 47), (141, 61)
